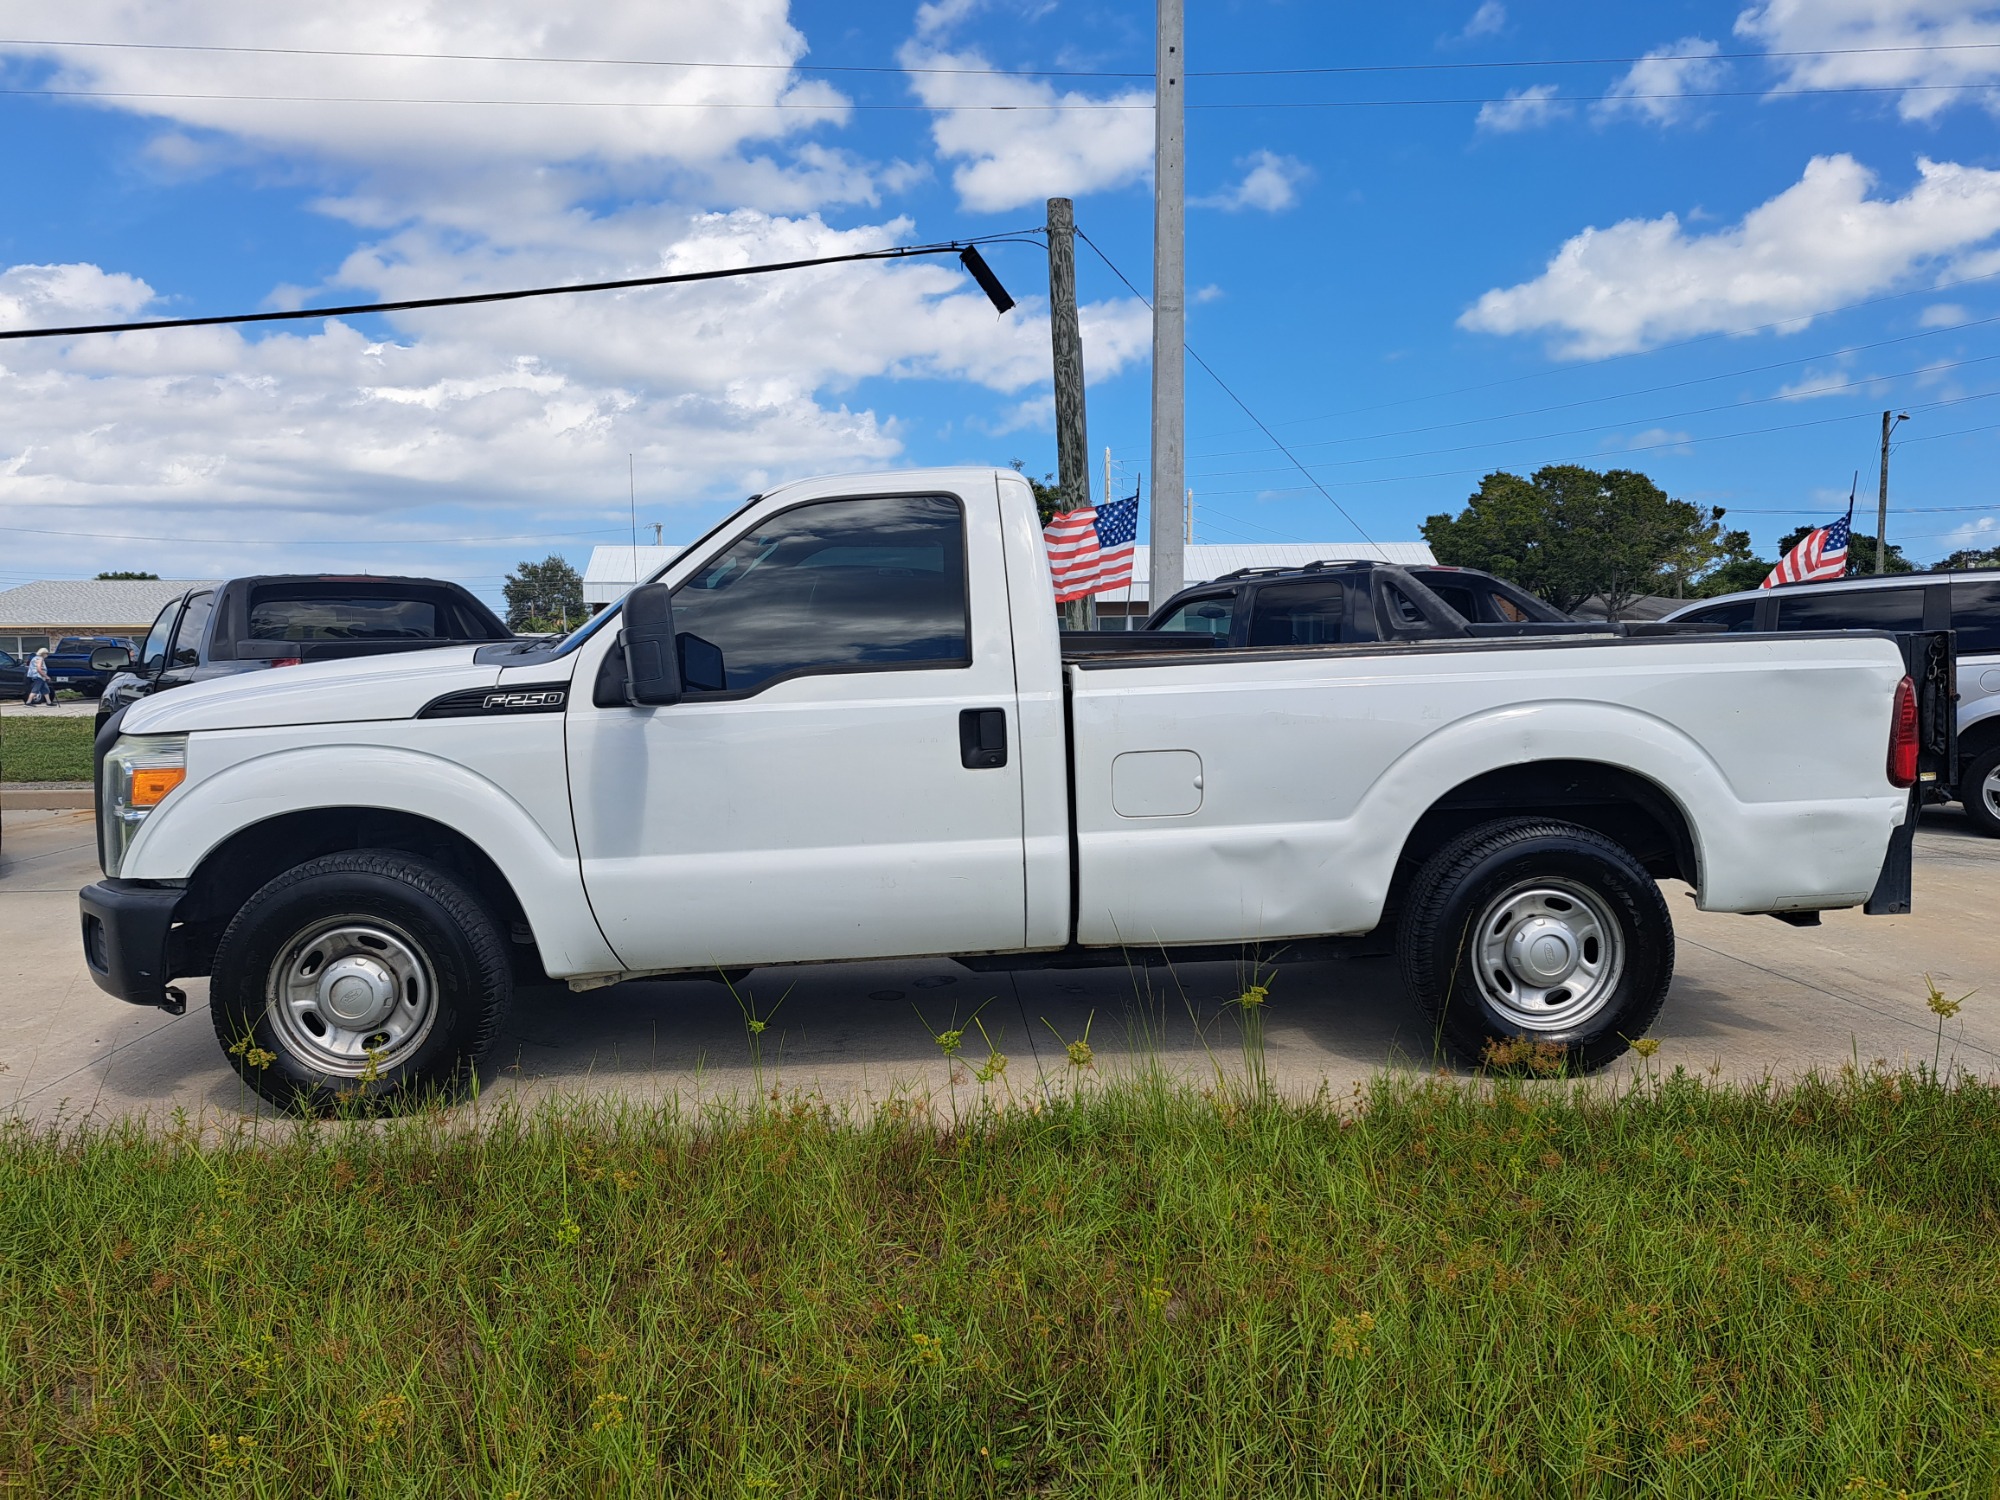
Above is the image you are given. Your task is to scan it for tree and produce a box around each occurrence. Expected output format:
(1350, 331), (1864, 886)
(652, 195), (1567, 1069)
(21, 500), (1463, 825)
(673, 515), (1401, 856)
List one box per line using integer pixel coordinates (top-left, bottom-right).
(1774, 527), (1914, 576)
(503, 555), (585, 631)
(1935, 544), (2000, 571)
(1009, 458), (1063, 526)
(1422, 465), (1736, 616)
(95, 571), (159, 580)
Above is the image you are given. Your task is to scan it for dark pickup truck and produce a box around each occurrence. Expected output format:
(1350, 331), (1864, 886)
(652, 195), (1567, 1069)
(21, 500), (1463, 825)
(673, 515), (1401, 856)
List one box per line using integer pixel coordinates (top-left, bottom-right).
(94, 575), (514, 732)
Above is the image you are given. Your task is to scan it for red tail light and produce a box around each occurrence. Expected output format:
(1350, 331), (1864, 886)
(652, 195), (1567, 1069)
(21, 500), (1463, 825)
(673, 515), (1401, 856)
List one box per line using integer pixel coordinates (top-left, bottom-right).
(271, 657), (303, 668)
(1888, 676), (1919, 788)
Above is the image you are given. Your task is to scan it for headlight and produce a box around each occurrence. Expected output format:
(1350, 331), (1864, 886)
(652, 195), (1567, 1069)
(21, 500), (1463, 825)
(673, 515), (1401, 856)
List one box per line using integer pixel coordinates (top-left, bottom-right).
(101, 734), (187, 877)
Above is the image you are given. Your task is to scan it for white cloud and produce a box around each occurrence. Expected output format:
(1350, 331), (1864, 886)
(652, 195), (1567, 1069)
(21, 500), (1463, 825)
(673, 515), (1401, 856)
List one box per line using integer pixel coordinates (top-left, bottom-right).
(1194, 151), (1310, 213)
(1460, 155), (2000, 357)
(1476, 85), (1572, 133)
(1775, 360), (1866, 399)
(900, 44), (1154, 212)
(1737, 0), (2000, 121)
(1595, 37), (1725, 125)
(1192, 283), (1225, 304)
(1461, 3), (1507, 40)
(1921, 301), (1971, 326)
(1624, 428), (1694, 452)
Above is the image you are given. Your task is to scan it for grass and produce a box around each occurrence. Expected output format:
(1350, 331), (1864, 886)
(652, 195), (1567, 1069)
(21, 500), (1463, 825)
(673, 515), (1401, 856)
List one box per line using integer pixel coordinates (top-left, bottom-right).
(4, 1065), (1999, 1496)
(0, 714), (92, 782)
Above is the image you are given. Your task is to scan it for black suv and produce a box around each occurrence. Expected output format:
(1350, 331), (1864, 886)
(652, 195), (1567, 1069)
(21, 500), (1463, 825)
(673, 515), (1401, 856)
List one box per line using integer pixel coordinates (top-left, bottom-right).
(1144, 561), (1573, 647)
(1665, 571), (2000, 835)
(97, 575), (514, 732)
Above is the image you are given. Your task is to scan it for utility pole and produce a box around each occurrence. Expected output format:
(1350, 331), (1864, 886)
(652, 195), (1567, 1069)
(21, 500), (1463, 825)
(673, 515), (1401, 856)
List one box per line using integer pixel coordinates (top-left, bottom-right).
(1875, 409), (1909, 574)
(1047, 196), (1092, 629)
(1148, 0), (1186, 613)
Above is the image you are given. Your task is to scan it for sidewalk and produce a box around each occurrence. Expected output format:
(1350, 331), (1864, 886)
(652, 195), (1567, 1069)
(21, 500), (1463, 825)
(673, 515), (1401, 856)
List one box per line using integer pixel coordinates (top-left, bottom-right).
(0, 783), (91, 810)
(0, 699), (96, 717)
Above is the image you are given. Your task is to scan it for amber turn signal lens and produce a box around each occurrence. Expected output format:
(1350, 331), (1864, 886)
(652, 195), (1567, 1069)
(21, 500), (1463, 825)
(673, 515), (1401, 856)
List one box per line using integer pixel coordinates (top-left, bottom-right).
(130, 767), (186, 807)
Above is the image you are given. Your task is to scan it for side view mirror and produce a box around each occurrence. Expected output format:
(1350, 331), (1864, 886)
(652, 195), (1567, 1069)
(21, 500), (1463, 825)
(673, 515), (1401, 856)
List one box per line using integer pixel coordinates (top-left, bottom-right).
(619, 583), (682, 706)
(91, 644), (134, 672)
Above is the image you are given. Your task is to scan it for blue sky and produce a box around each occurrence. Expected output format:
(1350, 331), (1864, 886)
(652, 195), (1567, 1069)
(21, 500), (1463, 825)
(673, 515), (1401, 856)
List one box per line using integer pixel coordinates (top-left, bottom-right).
(3, 0), (2000, 603)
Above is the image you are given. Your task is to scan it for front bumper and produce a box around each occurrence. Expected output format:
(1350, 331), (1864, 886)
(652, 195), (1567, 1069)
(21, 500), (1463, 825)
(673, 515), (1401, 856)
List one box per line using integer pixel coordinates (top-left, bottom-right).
(79, 880), (186, 1013)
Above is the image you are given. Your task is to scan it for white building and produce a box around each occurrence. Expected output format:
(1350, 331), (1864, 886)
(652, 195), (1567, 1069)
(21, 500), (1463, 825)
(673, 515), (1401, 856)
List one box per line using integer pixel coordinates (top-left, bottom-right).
(582, 541), (1437, 618)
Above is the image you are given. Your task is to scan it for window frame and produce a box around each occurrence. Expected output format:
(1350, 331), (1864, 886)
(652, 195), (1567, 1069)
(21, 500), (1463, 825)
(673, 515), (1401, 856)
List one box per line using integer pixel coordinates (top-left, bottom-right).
(168, 590), (216, 668)
(665, 490), (976, 702)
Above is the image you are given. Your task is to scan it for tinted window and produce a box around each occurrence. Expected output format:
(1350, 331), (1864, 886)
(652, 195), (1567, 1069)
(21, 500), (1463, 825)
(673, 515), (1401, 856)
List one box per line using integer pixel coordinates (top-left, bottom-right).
(1423, 581), (1480, 620)
(1951, 579), (2000, 655)
(0, 650), (15, 668)
(170, 592), (214, 666)
(1249, 580), (1349, 646)
(1154, 595), (1234, 636)
(249, 595), (439, 641)
(139, 601), (180, 675)
(1678, 599), (1760, 632)
(1776, 587), (1925, 633)
(670, 494), (969, 695)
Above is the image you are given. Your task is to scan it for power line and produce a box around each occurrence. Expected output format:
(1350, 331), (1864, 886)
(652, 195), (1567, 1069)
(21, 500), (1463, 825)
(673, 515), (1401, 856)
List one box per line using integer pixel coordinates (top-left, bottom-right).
(1074, 226), (1379, 550)
(7, 34), (2000, 78)
(0, 231), (1037, 341)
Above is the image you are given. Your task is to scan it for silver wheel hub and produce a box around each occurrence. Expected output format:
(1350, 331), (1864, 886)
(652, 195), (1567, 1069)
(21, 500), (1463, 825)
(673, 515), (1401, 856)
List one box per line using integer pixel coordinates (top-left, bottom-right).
(1982, 764), (2000, 821)
(266, 917), (437, 1078)
(1473, 878), (1625, 1033)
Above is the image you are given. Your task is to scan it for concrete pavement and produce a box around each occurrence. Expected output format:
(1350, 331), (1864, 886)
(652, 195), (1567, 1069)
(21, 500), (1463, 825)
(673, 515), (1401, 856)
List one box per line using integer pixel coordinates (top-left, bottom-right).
(5, 805), (1996, 1126)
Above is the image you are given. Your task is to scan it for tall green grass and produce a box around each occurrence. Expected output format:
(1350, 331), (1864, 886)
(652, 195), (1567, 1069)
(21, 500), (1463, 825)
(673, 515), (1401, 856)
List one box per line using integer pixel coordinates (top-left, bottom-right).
(4, 1065), (1997, 1496)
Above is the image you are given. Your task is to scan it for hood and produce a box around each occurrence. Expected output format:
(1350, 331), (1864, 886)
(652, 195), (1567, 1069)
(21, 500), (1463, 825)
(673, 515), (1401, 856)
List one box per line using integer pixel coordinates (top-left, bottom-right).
(121, 646), (503, 734)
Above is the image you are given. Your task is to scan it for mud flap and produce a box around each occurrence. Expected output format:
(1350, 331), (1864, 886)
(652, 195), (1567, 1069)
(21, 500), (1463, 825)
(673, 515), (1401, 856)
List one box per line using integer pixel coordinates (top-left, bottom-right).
(1863, 789), (1919, 916)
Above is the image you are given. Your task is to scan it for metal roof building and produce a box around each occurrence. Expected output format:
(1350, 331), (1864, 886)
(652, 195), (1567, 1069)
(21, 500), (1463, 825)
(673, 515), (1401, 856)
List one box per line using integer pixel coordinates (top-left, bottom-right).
(0, 579), (216, 656)
(582, 541), (1436, 613)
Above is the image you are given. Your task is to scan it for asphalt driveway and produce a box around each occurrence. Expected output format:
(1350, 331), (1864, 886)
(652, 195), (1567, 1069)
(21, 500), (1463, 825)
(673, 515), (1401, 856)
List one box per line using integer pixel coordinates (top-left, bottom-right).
(5, 806), (1997, 1125)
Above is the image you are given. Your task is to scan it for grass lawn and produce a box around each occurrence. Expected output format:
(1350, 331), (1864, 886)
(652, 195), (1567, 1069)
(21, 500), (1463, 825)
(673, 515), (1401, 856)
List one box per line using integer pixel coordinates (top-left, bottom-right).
(0, 714), (92, 782)
(3, 1067), (1997, 1496)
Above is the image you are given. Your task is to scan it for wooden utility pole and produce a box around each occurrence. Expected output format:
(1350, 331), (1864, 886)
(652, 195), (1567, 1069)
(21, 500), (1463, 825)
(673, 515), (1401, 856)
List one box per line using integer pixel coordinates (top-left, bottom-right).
(1047, 196), (1092, 627)
(1875, 409), (1908, 573)
(1148, 0), (1186, 612)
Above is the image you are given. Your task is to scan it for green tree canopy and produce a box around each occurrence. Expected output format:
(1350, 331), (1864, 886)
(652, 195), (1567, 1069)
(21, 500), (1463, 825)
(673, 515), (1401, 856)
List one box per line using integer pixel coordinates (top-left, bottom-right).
(1421, 466), (1750, 616)
(1938, 544), (2000, 571)
(503, 555), (585, 632)
(95, 571), (159, 580)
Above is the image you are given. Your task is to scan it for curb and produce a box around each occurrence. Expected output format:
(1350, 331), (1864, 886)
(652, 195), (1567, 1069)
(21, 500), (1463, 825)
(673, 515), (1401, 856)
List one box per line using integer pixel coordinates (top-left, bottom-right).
(2, 784), (92, 811)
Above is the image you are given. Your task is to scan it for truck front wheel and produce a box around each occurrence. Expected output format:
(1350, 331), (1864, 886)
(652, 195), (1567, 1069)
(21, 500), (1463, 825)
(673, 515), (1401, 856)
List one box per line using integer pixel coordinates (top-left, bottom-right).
(1397, 818), (1673, 1073)
(209, 850), (513, 1112)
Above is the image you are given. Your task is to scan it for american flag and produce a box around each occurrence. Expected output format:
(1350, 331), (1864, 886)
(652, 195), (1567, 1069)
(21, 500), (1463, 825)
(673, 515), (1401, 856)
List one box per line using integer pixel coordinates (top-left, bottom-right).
(1044, 489), (1140, 603)
(1761, 507), (1851, 587)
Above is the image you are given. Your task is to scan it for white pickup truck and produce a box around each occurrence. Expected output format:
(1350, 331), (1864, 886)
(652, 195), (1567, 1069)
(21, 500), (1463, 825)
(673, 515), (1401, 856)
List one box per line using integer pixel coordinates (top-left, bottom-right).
(79, 467), (1944, 1109)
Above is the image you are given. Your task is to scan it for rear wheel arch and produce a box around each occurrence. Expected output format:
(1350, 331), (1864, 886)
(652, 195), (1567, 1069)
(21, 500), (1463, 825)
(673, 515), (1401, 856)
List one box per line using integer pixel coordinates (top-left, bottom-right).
(1388, 760), (1699, 915)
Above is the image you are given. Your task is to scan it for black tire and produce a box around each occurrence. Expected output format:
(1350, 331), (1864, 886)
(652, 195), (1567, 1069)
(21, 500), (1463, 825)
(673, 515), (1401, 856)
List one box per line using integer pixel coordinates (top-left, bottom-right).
(210, 850), (512, 1112)
(1397, 818), (1674, 1073)
(1959, 744), (2000, 838)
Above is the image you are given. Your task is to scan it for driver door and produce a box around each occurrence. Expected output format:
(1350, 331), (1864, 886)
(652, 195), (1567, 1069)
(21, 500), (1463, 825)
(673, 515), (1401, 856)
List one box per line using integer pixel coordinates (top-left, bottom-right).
(565, 483), (1028, 972)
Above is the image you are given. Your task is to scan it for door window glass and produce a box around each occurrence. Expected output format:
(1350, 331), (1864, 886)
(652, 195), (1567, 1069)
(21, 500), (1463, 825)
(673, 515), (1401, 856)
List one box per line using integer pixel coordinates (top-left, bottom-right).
(1950, 579), (2000, 654)
(1678, 600), (1760, 632)
(1776, 587), (1925, 632)
(1154, 595), (1234, 635)
(170, 592), (215, 666)
(139, 602), (180, 674)
(1248, 580), (1349, 646)
(671, 494), (969, 694)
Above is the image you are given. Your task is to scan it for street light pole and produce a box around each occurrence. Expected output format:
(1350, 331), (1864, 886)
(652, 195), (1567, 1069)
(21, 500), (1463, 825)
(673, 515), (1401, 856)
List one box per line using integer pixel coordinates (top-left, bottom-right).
(1875, 410), (1909, 574)
(1148, 0), (1186, 612)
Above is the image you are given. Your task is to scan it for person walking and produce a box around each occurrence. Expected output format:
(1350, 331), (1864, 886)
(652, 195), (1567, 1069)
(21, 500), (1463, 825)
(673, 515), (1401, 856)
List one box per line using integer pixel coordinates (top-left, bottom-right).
(24, 647), (53, 706)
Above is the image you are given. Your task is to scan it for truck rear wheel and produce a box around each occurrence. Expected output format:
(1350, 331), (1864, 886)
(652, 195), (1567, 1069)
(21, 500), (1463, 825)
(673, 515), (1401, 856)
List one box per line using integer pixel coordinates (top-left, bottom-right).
(210, 850), (512, 1112)
(1397, 818), (1673, 1073)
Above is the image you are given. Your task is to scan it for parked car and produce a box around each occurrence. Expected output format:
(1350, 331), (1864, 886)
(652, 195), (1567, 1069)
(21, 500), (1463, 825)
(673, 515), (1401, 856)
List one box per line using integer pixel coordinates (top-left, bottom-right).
(95, 575), (515, 733)
(1143, 561), (1594, 647)
(43, 636), (137, 697)
(76, 467), (1950, 1111)
(1663, 569), (2000, 835)
(0, 647), (25, 702)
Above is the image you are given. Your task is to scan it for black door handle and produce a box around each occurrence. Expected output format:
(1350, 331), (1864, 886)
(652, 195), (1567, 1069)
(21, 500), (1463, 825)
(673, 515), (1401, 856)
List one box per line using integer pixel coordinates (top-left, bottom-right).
(959, 708), (1008, 769)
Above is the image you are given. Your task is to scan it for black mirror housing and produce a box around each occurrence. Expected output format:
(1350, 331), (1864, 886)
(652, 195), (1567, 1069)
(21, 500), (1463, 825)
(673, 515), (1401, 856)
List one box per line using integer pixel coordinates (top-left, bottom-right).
(91, 644), (134, 672)
(619, 583), (682, 706)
